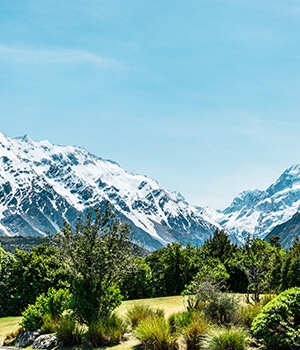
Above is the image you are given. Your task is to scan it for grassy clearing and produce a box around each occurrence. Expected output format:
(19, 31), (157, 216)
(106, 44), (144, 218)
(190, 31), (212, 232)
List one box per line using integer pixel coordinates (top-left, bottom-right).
(0, 296), (183, 349)
(117, 295), (185, 319)
(0, 316), (22, 345)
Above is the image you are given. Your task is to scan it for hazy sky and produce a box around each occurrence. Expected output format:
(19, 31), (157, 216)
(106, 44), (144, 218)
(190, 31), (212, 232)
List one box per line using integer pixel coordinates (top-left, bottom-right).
(1, 0), (300, 209)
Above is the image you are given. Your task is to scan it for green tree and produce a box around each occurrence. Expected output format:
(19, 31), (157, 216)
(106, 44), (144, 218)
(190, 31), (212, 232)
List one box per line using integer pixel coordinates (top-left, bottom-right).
(281, 237), (300, 291)
(235, 238), (277, 303)
(0, 243), (69, 316)
(0, 245), (17, 316)
(57, 203), (134, 324)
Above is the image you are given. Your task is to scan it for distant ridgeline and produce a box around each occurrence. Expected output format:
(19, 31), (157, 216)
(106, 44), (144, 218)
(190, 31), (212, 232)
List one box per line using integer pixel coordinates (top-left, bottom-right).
(0, 236), (52, 253)
(0, 235), (149, 256)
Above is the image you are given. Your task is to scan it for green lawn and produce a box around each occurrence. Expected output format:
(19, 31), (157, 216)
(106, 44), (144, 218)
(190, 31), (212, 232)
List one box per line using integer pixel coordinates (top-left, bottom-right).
(116, 295), (185, 318)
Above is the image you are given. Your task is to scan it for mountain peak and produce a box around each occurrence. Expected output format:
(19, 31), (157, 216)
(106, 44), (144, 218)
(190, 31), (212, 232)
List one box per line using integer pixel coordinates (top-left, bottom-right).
(0, 131), (219, 251)
(218, 164), (300, 244)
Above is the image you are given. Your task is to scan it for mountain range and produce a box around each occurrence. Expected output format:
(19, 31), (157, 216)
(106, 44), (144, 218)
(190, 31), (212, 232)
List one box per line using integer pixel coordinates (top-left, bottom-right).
(0, 131), (299, 250)
(214, 164), (300, 247)
(0, 132), (220, 251)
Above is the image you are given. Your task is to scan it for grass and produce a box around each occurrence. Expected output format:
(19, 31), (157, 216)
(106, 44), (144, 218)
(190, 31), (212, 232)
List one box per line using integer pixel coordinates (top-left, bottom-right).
(0, 295), (257, 349)
(0, 296), (183, 349)
(0, 316), (22, 345)
(117, 295), (185, 319)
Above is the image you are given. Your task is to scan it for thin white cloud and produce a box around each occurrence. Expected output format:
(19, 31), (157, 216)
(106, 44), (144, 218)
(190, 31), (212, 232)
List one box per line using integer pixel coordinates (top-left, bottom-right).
(0, 45), (122, 69)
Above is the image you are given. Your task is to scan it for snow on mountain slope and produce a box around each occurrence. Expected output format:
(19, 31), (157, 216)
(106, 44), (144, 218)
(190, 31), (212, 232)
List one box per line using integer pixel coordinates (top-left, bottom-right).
(218, 164), (300, 243)
(0, 132), (219, 251)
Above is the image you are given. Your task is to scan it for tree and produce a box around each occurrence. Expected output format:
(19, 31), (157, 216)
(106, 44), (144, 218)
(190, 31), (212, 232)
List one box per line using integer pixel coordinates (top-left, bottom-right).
(235, 238), (277, 303)
(202, 229), (237, 263)
(57, 202), (134, 324)
(0, 243), (69, 316)
(281, 237), (300, 291)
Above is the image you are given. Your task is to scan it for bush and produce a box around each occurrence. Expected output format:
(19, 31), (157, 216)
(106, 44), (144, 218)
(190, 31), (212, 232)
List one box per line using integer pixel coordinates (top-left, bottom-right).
(168, 310), (194, 333)
(203, 327), (248, 350)
(135, 316), (178, 350)
(204, 293), (239, 326)
(87, 313), (127, 346)
(40, 314), (57, 334)
(21, 288), (71, 330)
(55, 315), (83, 346)
(127, 304), (164, 329)
(251, 287), (300, 349)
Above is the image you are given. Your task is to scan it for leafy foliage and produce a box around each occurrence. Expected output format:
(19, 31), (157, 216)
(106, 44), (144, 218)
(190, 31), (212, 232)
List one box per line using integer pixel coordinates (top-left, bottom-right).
(234, 237), (278, 303)
(251, 287), (300, 349)
(280, 237), (300, 290)
(57, 202), (134, 324)
(21, 288), (71, 330)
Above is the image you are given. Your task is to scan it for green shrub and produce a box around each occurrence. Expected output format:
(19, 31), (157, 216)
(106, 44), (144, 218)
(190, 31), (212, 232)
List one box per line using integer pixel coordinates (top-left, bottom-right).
(21, 288), (71, 330)
(55, 315), (83, 346)
(135, 316), (178, 350)
(40, 314), (57, 334)
(168, 310), (194, 333)
(204, 293), (239, 326)
(203, 327), (248, 350)
(87, 313), (127, 346)
(251, 287), (300, 349)
(127, 304), (164, 329)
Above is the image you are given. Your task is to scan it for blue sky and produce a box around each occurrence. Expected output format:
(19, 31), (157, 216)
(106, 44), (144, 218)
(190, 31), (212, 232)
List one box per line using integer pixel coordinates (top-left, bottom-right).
(1, 0), (300, 209)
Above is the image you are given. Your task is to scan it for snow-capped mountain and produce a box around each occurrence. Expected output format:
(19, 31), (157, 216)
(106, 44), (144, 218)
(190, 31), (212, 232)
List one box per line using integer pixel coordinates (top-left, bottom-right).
(0, 132), (220, 251)
(217, 164), (300, 244)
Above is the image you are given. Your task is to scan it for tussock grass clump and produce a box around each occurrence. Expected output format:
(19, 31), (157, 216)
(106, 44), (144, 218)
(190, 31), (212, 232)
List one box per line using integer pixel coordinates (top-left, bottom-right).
(55, 316), (84, 346)
(168, 310), (194, 333)
(135, 316), (178, 350)
(126, 303), (164, 328)
(202, 327), (248, 350)
(87, 313), (127, 346)
(239, 303), (263, 329)
(40, 314), (57, 334)
(168, 310), (211, 350)
(184, 314), (211, 350)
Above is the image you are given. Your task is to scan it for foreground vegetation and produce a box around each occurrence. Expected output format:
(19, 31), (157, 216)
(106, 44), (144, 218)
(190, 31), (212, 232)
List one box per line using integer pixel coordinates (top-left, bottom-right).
(0, 202), (299, 349)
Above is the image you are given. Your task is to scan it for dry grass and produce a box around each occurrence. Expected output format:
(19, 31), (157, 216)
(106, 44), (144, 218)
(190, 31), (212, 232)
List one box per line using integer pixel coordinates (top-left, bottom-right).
(0, 316), (22, 345)
(117, 295), (185, 319)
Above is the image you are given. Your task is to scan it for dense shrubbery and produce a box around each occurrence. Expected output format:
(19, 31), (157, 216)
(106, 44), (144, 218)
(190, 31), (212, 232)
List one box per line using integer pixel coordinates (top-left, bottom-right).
(252, 287), (300, 349)
(21, 287), (71, 330)
(1, 205), (300, 349)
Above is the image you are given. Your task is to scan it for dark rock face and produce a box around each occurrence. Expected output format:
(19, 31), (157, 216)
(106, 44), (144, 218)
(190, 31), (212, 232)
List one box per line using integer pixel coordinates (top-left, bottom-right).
(0, 132), (219, 251)
(15, 330), (41, 348)
(32, 334), (59, 349)
(266, 212), (300, 249)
